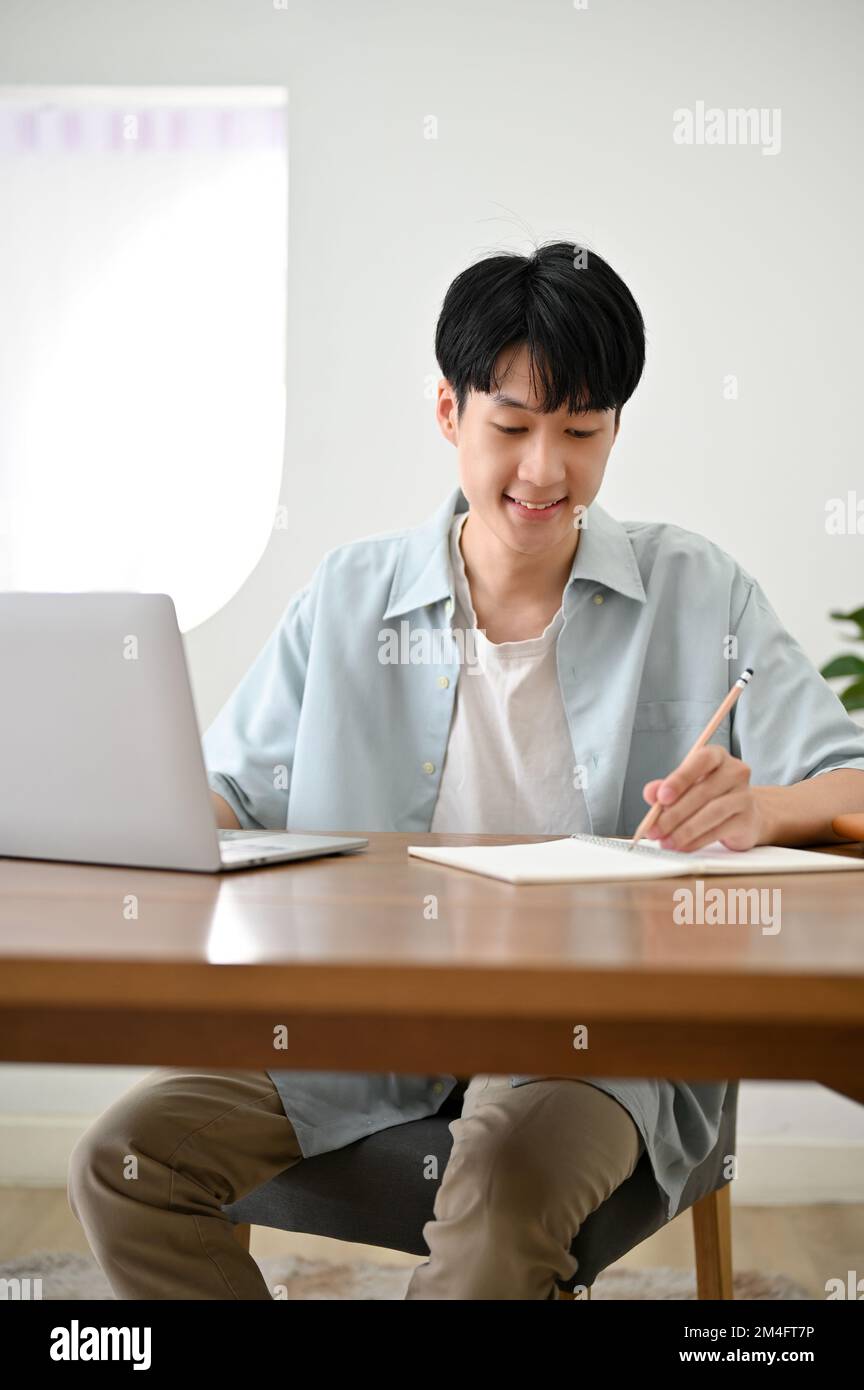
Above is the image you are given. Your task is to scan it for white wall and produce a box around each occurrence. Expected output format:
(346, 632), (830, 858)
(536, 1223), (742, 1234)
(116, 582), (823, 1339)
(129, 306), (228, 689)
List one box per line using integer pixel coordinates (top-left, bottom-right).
(1, 0), (863, 1189)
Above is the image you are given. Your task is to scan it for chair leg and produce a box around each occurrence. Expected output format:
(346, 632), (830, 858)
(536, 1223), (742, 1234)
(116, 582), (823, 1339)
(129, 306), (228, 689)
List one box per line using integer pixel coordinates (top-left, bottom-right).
(232, 1222), (252, 1252)
(691, 1184), (733, 1299)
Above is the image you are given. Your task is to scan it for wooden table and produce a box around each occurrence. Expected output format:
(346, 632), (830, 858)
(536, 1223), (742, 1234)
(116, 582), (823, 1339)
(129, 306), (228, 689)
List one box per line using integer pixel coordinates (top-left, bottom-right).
(1, 833), (862, 1102)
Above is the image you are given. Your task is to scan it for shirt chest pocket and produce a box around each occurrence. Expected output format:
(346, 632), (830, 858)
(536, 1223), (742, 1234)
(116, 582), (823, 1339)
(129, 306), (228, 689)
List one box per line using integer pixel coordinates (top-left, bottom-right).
(631, 699), (728, 737)
(619, 699), (731, 833)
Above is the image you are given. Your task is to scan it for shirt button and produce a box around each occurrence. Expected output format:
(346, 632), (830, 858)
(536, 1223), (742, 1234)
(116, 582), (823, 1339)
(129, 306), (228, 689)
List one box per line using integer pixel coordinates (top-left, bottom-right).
(432, 1081), (444, 1094)
(437, 675), (450, 689)
(593, 593), (604, 604)
(422, 761), (435, 774)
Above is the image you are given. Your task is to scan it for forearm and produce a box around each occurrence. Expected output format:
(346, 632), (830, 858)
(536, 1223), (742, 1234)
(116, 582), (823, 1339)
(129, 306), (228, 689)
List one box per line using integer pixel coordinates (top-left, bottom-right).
(211, 790), (241, 830)
(754, 769), (864, 847)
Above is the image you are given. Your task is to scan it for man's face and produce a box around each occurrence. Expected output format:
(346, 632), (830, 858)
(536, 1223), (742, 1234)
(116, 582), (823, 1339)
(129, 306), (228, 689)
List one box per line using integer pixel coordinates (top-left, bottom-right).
(436, 344), (619, 556)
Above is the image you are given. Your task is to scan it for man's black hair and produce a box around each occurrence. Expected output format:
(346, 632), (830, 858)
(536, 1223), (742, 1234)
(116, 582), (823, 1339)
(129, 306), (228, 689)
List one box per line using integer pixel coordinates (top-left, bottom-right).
(434, 241), (645, 424)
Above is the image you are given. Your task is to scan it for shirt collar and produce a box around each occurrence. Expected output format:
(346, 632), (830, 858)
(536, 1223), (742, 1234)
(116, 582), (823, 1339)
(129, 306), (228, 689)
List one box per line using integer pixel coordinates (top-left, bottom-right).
(382, 486), (646, 619)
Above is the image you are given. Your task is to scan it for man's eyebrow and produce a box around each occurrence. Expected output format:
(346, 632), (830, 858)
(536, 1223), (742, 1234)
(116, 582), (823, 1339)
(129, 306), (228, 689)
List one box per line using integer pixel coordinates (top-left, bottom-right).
(490, 391), (601, 418)
(490, 392), (542, 412)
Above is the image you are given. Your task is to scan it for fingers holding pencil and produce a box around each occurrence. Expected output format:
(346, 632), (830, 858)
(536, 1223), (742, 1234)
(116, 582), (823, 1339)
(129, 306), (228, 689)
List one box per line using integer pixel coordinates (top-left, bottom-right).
(627, 668), (755, 851)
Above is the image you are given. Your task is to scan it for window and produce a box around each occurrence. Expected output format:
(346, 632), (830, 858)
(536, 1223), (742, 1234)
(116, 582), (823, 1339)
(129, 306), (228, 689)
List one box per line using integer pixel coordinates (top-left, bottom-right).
(0, 86), (288, 629)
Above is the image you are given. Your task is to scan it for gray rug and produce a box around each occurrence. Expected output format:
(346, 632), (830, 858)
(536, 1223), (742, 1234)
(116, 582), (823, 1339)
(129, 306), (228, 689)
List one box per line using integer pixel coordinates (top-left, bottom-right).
(0, 1249), (812, 1299)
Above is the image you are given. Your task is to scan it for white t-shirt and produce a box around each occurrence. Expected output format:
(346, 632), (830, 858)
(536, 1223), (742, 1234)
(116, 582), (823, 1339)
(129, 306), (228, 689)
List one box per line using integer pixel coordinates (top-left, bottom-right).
(430, 511), (591, 836)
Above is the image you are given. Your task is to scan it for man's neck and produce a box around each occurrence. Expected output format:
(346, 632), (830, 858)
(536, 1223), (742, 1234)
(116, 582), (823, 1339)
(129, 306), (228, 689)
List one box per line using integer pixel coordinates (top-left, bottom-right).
(458, 509), (580, 642)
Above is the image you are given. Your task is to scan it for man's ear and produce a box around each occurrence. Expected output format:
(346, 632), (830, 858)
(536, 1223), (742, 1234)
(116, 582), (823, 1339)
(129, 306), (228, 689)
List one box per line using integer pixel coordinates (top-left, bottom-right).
(436, 379), (460, 445)
(612, 410), (621, 441)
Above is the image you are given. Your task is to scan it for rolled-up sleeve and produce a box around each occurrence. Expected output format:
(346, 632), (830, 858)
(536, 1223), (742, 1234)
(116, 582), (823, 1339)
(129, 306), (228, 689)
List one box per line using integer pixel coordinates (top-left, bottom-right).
(202, 579), (316, 830)
(728, 568), (864, 785)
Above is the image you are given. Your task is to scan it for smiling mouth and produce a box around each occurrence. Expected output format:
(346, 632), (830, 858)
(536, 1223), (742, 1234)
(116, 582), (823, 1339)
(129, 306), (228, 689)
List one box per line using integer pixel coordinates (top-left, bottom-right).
(504, 493), (567, 512)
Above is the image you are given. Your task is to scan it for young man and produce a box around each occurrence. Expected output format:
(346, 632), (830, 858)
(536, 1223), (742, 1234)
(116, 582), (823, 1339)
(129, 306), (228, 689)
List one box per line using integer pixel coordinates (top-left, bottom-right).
(69, 242), (864, 1300)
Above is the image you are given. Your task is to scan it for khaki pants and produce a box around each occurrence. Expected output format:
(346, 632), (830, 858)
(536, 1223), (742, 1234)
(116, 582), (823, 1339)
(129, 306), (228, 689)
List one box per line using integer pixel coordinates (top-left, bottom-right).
(67, 1069), (643, 1301)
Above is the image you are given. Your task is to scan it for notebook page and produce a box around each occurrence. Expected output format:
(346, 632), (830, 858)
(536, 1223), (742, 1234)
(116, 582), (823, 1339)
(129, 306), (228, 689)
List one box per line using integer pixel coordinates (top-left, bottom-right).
(657, 841), (864, 875)
(407, 837), (689, 884)
(570, 835), (864, 876)
(407, 835), (864, 884)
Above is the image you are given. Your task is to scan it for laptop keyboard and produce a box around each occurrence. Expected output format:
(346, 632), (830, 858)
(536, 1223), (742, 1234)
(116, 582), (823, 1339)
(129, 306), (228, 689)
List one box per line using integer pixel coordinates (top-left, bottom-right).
(219, 845), (288, 861)
(218, 832), (296, 861)
(217, 831), (366, 864)
(218, 834), (295, 856)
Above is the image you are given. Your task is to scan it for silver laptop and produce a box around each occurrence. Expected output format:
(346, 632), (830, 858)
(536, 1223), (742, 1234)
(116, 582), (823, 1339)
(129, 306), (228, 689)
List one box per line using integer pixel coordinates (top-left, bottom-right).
(0, 593), (368, 872)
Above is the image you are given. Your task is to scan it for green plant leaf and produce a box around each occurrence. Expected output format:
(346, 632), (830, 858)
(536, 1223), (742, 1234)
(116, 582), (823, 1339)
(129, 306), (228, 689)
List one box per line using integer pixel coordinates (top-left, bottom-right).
(839, 679), (864, 711)
(820, 655), (864, 679)
(828, 606), (864, 638)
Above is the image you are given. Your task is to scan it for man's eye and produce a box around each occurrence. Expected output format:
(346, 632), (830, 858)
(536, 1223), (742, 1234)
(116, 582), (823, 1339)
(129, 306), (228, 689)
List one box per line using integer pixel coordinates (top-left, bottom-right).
(492, 424), (592, 438)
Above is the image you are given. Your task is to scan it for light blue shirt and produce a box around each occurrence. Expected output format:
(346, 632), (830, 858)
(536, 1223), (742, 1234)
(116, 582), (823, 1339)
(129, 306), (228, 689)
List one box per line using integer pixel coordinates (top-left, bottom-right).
(204, 486), (864, 1220)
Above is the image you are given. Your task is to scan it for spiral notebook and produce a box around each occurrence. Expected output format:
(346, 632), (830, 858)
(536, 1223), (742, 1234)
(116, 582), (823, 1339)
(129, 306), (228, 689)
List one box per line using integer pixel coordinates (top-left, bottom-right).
(406, 833), (864, 885)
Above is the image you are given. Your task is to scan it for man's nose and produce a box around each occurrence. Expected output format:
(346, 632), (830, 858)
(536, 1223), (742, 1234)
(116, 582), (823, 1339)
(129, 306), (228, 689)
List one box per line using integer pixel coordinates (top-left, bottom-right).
(516, 440), (567, 487)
